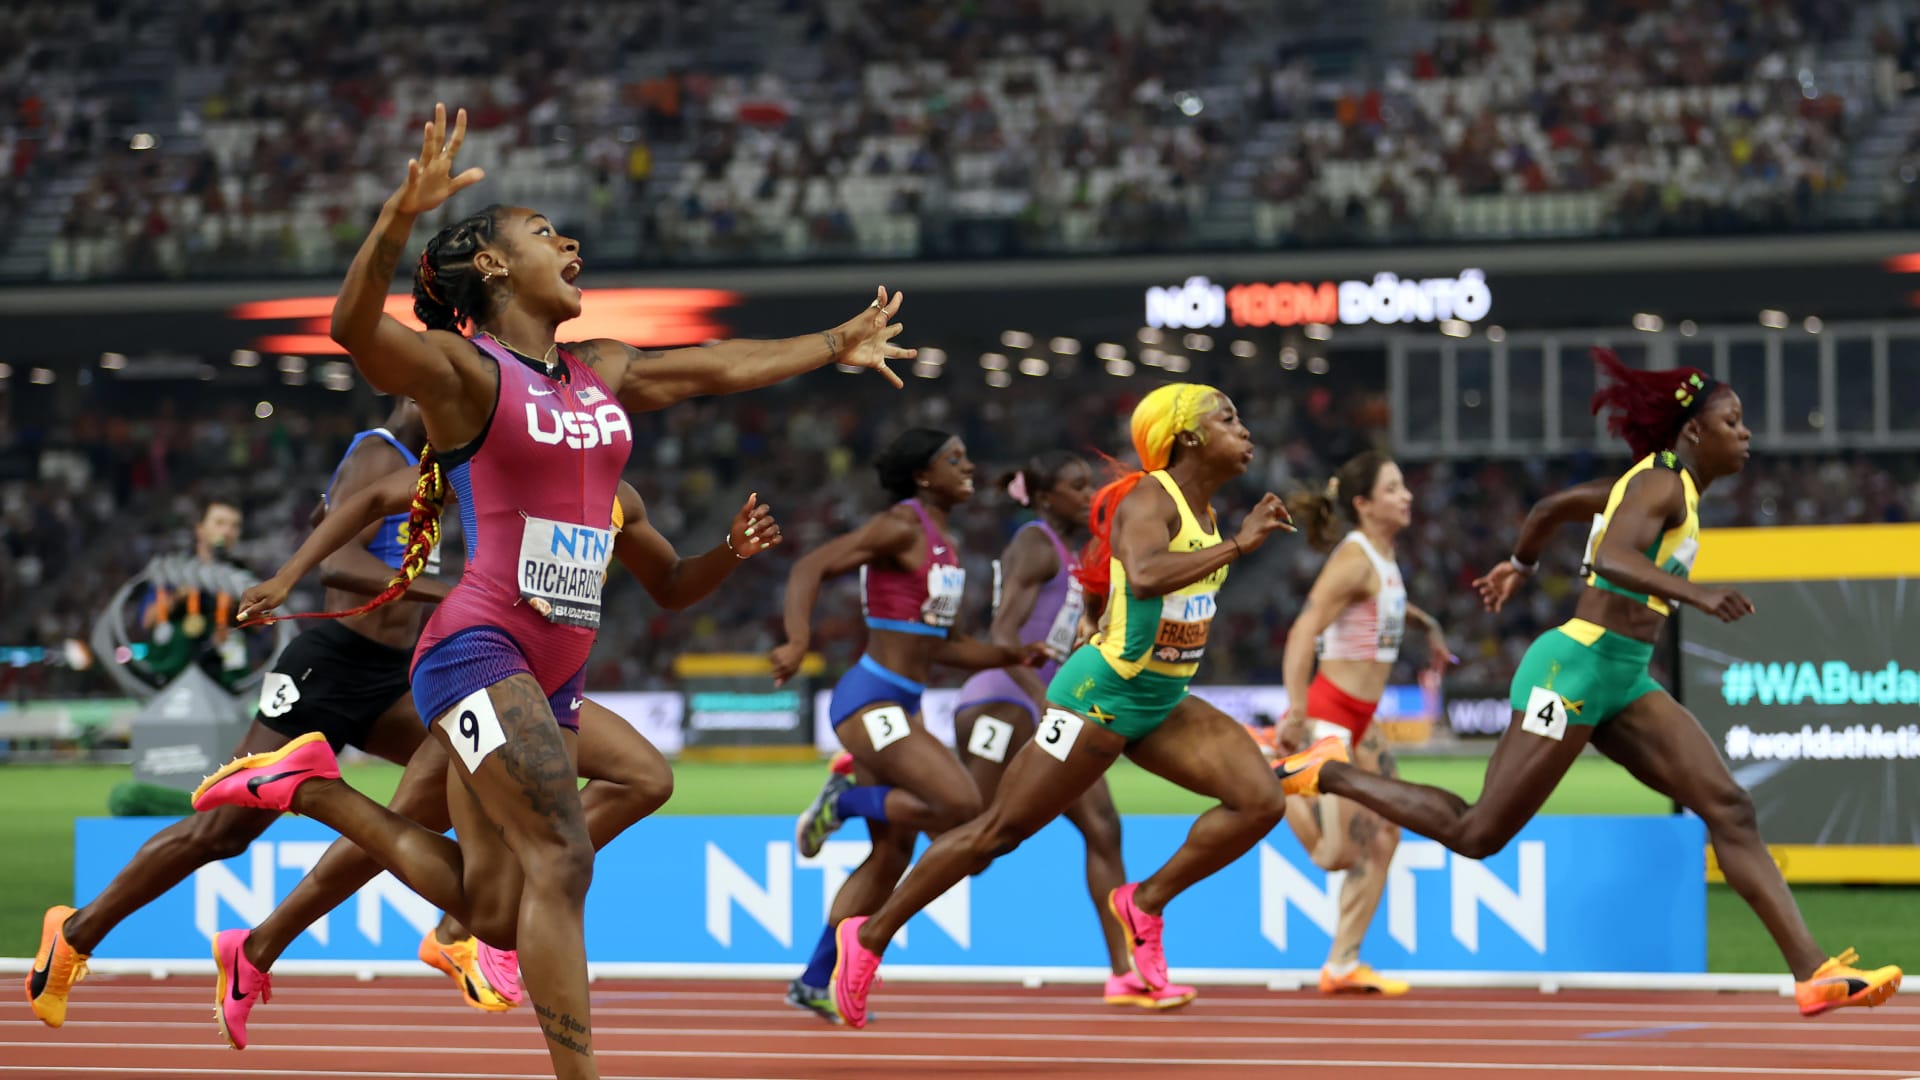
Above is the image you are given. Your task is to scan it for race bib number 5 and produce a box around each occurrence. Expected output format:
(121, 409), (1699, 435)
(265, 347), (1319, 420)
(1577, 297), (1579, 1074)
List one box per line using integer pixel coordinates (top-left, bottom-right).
(519, 516), (613, 629)
(1034, 708), (1086, 762)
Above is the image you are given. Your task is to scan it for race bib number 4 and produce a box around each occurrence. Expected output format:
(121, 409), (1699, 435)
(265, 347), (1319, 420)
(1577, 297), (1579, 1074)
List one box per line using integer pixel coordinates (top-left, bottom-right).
(519, 516), (613, 628)
(1152, 591), (1216, 665)
(1521, 685), (1569, 742)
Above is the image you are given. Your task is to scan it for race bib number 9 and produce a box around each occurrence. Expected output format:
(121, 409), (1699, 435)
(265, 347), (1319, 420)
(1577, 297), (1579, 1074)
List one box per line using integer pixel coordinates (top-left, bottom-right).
(1152, 591), (1216, 665)
(519, 516), (613, 629)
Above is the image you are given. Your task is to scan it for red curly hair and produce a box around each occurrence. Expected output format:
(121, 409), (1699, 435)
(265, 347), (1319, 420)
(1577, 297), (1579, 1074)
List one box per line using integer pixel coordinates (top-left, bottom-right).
(1588, 348), (1720, 460)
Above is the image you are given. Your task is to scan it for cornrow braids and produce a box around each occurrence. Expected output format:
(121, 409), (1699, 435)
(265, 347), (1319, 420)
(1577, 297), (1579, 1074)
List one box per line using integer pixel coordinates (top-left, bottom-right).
(268, 446), (449, 623)
(412, 205), (510, 333)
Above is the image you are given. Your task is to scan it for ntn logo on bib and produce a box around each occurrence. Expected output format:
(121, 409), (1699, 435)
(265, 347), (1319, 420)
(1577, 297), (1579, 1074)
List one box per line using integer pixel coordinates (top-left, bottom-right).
(921, 564), (967, 628)
(519, 517), (613, 628)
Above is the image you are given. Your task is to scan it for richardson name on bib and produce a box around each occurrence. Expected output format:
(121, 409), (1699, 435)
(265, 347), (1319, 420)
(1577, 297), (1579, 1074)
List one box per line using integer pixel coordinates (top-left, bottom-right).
(520, 517), (612, 629)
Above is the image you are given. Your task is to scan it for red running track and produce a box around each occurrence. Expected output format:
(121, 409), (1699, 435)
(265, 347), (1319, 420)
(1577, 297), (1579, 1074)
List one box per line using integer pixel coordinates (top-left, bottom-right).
(7, 976), (1919, 1079)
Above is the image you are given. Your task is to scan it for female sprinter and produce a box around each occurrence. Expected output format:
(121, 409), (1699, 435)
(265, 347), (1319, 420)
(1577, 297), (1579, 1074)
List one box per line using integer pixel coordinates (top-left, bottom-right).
(190, 102), (907, 1080)
(947, 452), (1193, 1009)
(1273, 451), (1454, 996)
(25, 401), (447, 1032)
(823, 383), (1349, 1028)
(771, 428), (1047, 1020)
(211, 463), (778, 1039)
(1317, 350), (1901, 1016)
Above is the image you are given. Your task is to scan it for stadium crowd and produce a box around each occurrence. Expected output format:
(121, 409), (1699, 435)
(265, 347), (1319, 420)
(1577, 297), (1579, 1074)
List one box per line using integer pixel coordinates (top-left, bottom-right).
(6, 0), (1918, 281)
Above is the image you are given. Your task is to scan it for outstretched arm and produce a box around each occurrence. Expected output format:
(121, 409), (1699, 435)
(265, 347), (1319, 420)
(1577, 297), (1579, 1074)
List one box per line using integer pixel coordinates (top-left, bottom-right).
(328, 104), (483, 401)
(570, 287), (915, 414)
(612, 485), (782, 610)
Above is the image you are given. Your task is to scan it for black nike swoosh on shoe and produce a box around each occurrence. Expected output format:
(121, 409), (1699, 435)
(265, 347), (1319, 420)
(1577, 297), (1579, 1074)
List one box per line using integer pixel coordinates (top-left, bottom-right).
(245, 768), (312, 797)
(27, 938), (55, 999)
(228, 959), (249, 1002)
(1844, 977), (1870, 995)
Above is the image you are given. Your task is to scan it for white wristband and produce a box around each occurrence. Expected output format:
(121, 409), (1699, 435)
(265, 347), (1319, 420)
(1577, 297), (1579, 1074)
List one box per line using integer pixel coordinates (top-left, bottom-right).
(1509, 555), (1538, 576)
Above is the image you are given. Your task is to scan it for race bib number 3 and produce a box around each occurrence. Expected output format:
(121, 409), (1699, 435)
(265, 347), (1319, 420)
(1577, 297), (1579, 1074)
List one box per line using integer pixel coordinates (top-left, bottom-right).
(862, 705), (911, 751)
(1521, 685), (1569, 742)
(439, 689), (508, 774)
(519, 516), (613, 629)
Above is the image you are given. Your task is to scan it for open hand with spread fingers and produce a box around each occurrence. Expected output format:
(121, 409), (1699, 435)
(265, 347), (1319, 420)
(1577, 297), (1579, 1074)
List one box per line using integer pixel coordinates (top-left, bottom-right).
(391, 102), (486, 216)
(825, 287), (915, 389)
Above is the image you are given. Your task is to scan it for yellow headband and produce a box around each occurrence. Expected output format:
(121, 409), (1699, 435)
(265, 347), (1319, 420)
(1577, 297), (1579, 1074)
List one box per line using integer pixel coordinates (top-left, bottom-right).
(1130, 382), (1222, 471)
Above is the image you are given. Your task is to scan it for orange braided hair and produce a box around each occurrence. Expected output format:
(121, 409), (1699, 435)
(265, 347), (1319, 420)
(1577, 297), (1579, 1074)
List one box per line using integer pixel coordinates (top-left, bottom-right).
(269, 446), (448, 623)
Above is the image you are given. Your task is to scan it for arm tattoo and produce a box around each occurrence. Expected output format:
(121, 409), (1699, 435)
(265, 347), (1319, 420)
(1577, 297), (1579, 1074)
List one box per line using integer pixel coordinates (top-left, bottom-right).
(821, 330), (841, 358)
(370, 232), (405, 283)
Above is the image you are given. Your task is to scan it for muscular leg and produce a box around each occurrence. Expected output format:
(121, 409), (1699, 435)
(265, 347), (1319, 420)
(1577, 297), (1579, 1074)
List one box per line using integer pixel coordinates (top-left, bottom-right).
(245, 731), (452, 970)
(1124, 698), (1291, 914)
(952, 703), (1034, 807)
(832, 706), (984, 915)
(837, 704), (984, 833)
(827, 817), (917, 927)
(435, 699), (677, 947)
(1061, 777), (1130, 975)
(955, 703), (1129, 971)
(1317, 706), (1591, 860)
(372, 676), (596, 1079)
(62, 720), (292, 954)
(855, 712), (1124, 952)
(1304, 729), (1401, 971)
(1592, 693), (1825, 980)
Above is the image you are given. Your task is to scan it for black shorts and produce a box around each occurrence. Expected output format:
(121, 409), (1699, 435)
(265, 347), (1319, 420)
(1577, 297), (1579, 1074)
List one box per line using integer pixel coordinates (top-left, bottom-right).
(254, 621), (413, 752)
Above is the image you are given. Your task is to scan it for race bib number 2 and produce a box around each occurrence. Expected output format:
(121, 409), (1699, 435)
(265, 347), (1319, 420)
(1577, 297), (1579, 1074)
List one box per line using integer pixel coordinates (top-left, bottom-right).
(519, 516), (613, 629)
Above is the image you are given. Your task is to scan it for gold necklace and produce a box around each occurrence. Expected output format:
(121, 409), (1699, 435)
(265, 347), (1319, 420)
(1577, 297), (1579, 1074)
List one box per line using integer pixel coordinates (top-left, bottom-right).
(487, 331), (559, 376)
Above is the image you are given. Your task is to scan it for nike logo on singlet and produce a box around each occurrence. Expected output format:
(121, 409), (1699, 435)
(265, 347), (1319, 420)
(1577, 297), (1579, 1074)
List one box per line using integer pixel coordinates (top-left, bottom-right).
(529, 387), (557, 397)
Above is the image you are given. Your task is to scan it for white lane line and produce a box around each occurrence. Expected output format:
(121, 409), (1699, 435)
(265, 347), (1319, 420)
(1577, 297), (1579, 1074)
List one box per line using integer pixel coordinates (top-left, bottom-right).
(2, 1040), (1916, 1076)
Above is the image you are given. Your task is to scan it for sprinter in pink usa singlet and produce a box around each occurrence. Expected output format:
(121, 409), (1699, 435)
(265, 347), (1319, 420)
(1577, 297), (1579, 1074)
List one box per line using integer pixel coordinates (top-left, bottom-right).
(410, 333), (632, 731)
